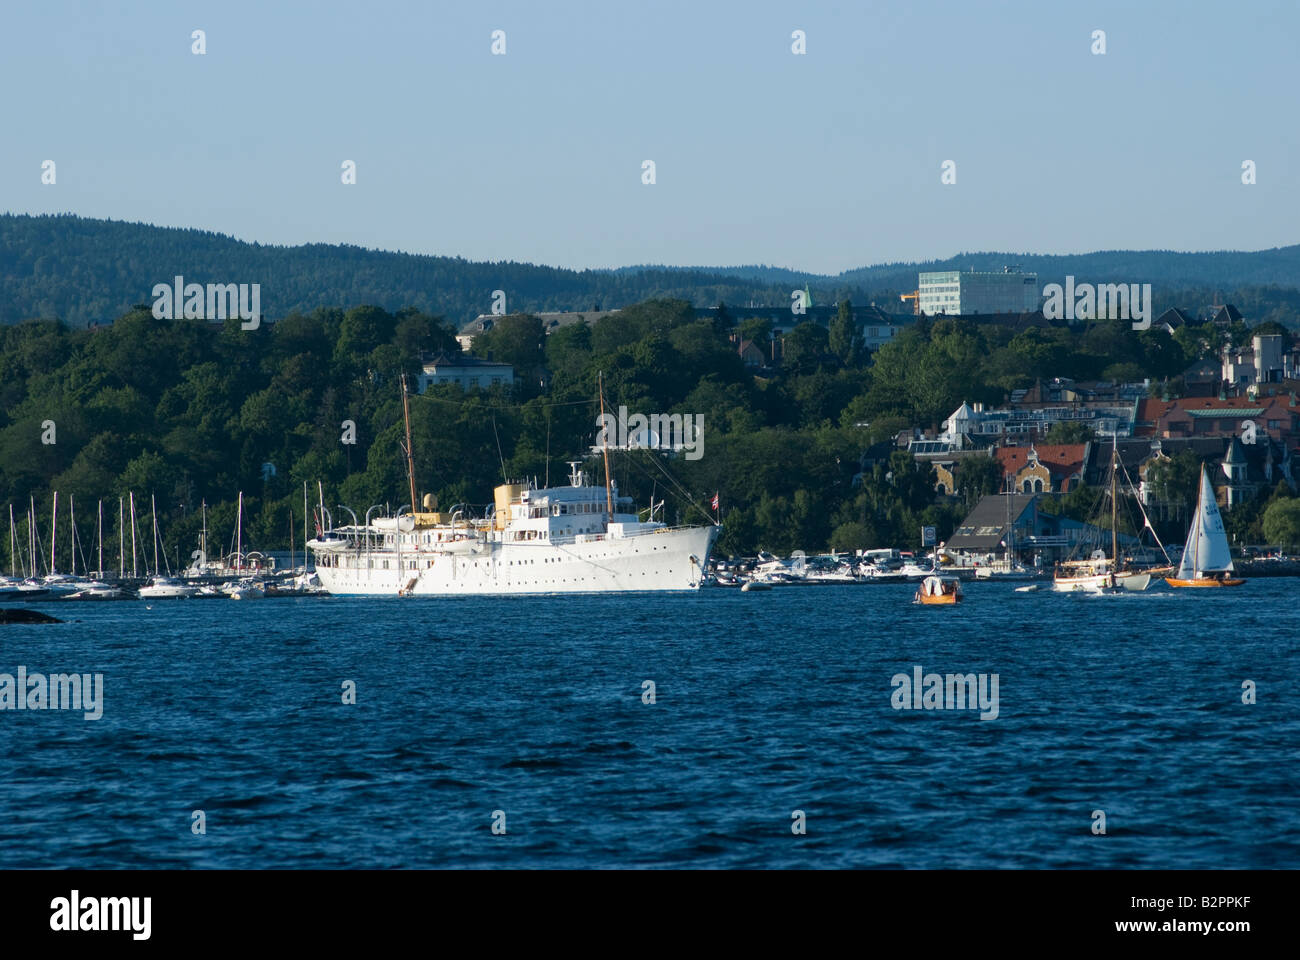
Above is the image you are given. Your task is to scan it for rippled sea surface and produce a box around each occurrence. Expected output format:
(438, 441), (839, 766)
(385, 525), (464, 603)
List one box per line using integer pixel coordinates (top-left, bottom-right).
(1, 580), (1297, 869)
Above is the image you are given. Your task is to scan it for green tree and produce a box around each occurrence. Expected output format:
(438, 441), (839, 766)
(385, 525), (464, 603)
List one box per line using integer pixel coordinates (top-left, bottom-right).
(1261, 497), (1300, 546)
(953, 455), (1001, 506)
(1044, 421), (1097, 444)
(828, 300), (862, 366)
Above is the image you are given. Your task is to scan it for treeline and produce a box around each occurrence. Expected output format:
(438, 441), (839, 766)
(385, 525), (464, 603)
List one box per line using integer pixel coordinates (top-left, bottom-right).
(0, 214), (851, 328)
(7, 214), (1300, 331)
(3, 294), (1300, 565)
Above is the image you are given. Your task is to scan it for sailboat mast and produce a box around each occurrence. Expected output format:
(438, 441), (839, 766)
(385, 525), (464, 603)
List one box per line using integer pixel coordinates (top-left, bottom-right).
(1194, 466), (1203, 575)
(8, 504), (14, 577)
(599, 371), (614, 520)
(51, 491), (57, 574)
(401, 374), (418, 514)
(119, 497), (125, 579)
(129, 492), (138, 578)
(69, 495), (76, 576)
(1110, 445), (1118, 566)
(236, 491), (243, 571)
(97, 500), (103, 578)
(151, 493), (159, 576)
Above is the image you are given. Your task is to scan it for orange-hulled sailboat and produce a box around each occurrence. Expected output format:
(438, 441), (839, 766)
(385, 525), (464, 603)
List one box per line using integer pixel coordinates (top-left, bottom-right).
(1165, 466), (1245, 588)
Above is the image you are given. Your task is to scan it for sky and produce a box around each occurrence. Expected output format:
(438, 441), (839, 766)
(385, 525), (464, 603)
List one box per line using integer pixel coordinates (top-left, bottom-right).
(2, 0), (1296, 275)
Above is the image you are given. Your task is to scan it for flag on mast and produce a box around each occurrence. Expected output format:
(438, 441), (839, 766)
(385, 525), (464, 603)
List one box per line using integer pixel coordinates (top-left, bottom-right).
(711, 492), (719, 511)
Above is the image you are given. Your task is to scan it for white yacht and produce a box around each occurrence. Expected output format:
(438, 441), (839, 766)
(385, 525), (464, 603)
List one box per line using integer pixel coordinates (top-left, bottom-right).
(138, 576), (198, 599)
(310, 465), (716, 596)
(308, 375), (718, 597)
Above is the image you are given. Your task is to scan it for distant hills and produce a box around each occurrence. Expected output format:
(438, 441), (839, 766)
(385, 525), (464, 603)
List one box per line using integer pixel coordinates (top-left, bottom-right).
(2, 213), (1298, 327)
(614, 248), (1300, 293)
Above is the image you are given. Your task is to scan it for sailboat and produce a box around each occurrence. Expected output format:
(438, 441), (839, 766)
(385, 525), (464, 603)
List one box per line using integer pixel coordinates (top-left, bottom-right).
(1165, 466), (1246, 588)
(1053, 442), (1151, 593)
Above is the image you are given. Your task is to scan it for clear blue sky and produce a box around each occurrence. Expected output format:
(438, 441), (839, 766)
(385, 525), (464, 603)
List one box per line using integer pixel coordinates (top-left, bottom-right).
(2, 0), (1295, 274)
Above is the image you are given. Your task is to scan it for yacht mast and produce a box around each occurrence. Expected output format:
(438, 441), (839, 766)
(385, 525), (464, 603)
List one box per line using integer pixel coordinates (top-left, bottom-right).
(401, 374), (418, 514)
(598, 371), (614, 520)
(118, 497), (125, 579)
(97, 500), (103, 578)
(69, 495), (76, 576)
(50, 491), (57, 574)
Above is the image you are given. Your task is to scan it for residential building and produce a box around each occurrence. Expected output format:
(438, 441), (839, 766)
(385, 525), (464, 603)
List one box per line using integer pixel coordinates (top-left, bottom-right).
(944, 493), (1141, 564)
(993, 443), (1090, 493)
(940, 397), (1137, 447)
(417, 352), (514, 391)
(735, 338), (766, 369)
(1135, 434), (1294, 513)
(1135, 394), (1300, 444)
(457, 310), (621, 351)
(1221, 333), (1300, 392)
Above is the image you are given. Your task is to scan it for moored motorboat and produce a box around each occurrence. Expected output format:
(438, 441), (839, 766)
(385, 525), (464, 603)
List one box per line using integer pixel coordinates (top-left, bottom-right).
(227, 578), (266, 599)
(138, 576), (198, 599)
(63, 583), (124, 600)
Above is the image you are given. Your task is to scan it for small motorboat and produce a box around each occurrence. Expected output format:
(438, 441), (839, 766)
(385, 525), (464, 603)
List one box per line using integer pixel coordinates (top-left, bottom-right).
(740, 580), (772, 592)
(63, 583), (123, 600)
(914, 574), (962, 605)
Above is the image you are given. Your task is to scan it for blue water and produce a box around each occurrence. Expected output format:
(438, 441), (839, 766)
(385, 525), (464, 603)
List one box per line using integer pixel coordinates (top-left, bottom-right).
(1, 581), (1297, 869)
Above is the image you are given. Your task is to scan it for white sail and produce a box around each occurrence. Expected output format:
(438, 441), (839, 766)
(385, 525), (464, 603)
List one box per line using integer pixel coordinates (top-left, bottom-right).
(1180, 467), (1234, 577)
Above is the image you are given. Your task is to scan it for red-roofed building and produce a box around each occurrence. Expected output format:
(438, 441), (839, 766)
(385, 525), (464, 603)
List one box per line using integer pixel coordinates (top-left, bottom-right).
(1136, 394), (1300, 443)
(993, 443), (1090, 493)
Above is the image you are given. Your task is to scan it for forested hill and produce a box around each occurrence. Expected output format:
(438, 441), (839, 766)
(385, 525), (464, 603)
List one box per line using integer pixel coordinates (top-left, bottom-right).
(3, 213), (1299, 328)
(614, 246), (1300, 291)
(0, 214), (811, 327)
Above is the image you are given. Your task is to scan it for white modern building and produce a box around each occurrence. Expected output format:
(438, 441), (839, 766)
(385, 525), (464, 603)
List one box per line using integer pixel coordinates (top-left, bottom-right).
(939, 399), (1137, 446)
(1221, 333), (1297, 392)
(918, 268), (1041, 316)
(417, 353), (515, 391)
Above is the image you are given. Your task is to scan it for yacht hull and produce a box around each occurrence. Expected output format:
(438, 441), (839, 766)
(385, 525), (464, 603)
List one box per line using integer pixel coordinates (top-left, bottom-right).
(1165, 577), (1245, 588)
(1053, 571), (1150, 593)
(315, 524), (718, 596)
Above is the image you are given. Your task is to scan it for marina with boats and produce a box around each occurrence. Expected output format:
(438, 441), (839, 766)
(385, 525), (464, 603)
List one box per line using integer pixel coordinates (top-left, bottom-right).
(2, 384), (1294, 605)
(1, 485), (324, 603)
